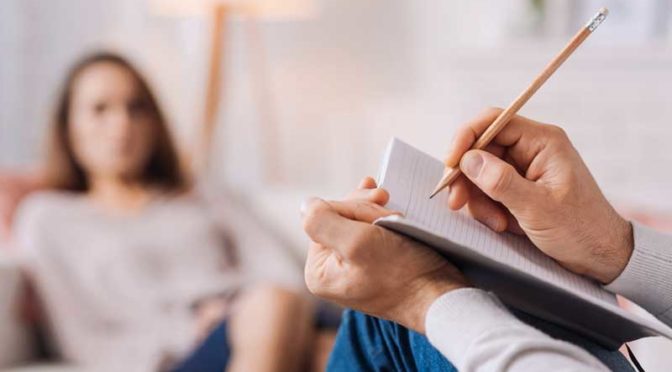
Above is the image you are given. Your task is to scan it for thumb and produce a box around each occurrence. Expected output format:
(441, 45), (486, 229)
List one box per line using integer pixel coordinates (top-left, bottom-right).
(459, 150), (536, 211)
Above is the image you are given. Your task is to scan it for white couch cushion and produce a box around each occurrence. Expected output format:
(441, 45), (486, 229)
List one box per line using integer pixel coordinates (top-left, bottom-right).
(0, 252), (33, 367)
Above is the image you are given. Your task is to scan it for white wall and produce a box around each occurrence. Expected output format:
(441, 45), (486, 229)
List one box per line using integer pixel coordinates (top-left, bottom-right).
(214, 0), (672, 214)
(0, 0), (207, 168)
(3, 0), (672, 212)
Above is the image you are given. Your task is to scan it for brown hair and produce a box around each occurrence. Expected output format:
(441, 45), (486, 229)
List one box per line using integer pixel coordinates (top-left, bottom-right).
(44, 52), (188, 193)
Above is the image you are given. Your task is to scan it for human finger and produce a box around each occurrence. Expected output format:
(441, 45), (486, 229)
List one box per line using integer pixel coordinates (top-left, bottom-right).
(358, 176), (377, 189)
(345, 188), (390, 206)
(466, 191), (509, 232)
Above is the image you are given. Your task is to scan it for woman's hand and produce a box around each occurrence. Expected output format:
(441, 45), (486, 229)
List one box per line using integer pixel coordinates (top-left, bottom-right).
(302, 177), (469, 333)
(193, 297), (229, 344)
(445, 108), (633, 283)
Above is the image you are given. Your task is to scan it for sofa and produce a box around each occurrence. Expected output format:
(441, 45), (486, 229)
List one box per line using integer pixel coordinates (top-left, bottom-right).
(0, 170), (317, 371)
(4, 170), (672, 371)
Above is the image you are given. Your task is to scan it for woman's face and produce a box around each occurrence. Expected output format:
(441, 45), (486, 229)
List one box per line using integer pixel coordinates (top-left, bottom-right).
(68, 62), (156, 182)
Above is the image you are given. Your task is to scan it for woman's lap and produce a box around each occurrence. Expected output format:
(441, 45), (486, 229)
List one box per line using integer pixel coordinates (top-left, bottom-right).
(171, 321), (231, 372)
(328, 309), (634, 371)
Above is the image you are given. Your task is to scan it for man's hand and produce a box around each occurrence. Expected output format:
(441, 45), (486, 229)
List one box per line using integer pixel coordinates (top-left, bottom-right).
(446, 107), (633, 283)
(302, 177), (469, 333)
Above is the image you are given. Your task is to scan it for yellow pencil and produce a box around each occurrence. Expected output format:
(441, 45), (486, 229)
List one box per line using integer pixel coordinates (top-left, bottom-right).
(429, 7), (609, 199)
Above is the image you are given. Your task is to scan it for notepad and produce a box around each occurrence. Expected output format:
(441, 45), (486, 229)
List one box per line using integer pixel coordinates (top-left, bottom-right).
(374, 138), (672, 347)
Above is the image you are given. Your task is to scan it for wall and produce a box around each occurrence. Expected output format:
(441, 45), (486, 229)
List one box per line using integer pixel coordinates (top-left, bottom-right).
(0, 0), (207, 169)
(3, 0), (672, 212)
(214, 0), (672, 214)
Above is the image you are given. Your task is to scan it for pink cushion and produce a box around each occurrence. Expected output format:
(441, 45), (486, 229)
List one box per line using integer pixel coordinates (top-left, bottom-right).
(0, 171), (44, 243)
(618, 206), (672, 233)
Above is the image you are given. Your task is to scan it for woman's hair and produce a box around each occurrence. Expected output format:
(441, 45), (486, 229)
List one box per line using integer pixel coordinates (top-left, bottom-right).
(44, 51), (188, 192)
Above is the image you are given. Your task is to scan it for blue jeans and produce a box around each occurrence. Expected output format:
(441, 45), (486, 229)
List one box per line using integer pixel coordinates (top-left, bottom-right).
(169, 303), (341, 372)
(171, 321), (231, 372)
(328, 309), (635, 371)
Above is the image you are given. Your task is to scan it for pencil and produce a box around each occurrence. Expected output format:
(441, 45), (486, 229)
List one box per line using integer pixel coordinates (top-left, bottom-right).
(429, 7), (609, 199)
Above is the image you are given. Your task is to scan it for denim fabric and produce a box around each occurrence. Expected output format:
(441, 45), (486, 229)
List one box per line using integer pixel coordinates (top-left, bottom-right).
(328, 310), (456, 372)
(328, 309), (635, 372)
(171, 321), (230, 372)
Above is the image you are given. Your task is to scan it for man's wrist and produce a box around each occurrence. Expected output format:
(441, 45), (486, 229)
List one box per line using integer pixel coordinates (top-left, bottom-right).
(402, 272), (470, 334)
(594, 216), (634, 284)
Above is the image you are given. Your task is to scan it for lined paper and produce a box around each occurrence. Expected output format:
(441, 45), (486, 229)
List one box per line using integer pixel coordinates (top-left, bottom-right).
(377, 138), (618, 305)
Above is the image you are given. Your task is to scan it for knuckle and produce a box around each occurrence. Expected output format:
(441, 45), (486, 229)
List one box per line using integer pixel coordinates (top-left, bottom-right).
(458, 120), (474, 131)
(370, 188), (387, 202)
(456, 123), (476, 138)
(352, 200), (368, 217)
(545, 124), (569, 141)
(343, 190), (357, 201)
(301, 199), (327, 233)
(345, 189), (368, 202)
(488, 164), (514, 198)
(345, 228), (373, 259)
(350, 230), (369, 251)
(357, 200), (384, 219)
(484, 106), (504, 116)
(346, 189), (384, 204)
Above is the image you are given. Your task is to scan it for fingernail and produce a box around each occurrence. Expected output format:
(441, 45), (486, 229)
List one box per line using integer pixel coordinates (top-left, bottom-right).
(461, 152), (483, 178)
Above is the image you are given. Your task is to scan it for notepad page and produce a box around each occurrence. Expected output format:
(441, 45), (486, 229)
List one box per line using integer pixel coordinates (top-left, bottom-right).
(377, 138), (618, 306)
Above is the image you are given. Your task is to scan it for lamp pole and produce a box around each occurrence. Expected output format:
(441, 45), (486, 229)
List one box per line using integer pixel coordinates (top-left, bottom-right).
(197, 3), (228, 174)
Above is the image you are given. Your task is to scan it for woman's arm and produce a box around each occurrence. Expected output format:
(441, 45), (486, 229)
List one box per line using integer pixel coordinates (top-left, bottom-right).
(206, 190), (304, 289)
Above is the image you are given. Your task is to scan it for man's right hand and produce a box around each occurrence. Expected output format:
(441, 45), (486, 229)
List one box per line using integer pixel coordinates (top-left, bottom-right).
(445, 107), (633, 284)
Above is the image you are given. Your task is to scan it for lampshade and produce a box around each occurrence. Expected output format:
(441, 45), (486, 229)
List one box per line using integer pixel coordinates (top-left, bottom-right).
(148, 0), (210, 17)
(148, 0), (317, 19)
(237, 0), (317, 19)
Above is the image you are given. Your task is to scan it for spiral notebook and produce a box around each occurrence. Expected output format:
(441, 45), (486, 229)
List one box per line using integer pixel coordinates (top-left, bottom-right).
(374, 138), (672, 348)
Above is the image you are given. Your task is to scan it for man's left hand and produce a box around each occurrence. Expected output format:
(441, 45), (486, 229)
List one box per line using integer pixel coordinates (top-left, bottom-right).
(302, 177), (469, 333)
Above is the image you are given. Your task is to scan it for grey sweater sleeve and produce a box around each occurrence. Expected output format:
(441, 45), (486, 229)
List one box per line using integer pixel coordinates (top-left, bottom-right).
(424, 222), (672, 370)
(605, 222), (672, 325)
(425, 288), (610, 371)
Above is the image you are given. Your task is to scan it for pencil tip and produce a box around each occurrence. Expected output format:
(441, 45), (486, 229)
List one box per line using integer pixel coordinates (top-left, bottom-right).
(428, 189), (440, 199)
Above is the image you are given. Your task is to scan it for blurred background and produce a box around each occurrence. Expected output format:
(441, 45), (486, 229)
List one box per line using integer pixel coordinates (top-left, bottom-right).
(2, 0), (672, 370)
(3, 0), (672, 205)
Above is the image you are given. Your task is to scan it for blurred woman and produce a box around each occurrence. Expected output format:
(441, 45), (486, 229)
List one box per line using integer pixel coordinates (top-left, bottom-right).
(13, 53), (314, 372)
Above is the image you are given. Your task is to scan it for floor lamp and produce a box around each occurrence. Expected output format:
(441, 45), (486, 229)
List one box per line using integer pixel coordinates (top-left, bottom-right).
(149, 0), (316, 181)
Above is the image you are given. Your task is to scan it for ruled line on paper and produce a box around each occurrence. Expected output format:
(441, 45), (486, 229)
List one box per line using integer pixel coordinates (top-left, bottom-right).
(377, 138), (617, 305)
